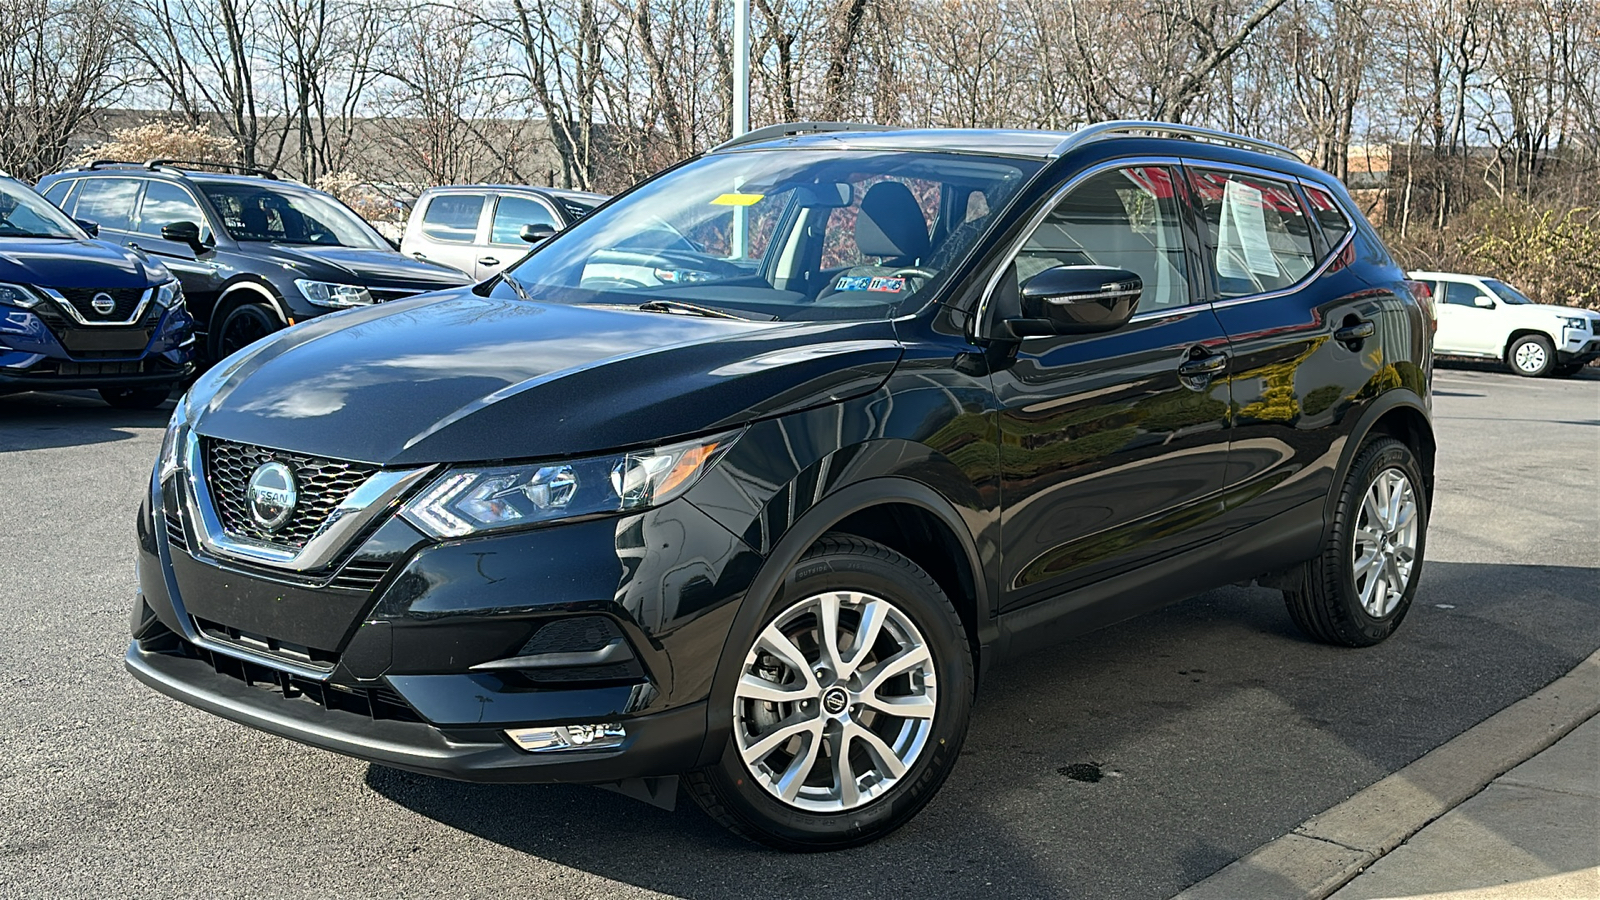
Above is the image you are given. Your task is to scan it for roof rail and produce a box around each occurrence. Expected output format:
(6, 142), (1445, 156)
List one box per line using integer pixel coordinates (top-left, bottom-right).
(713, 121), (894, 153)
(83, 160), (147, 171)
(1053, 120), (1301, 162)
(145, 159), (280, 179)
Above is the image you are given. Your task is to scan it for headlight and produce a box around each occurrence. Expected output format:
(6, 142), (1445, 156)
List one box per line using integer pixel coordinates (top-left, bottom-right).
(401, 431), (738, 538)
(157, 392), (191, 484)
(155, 280), (185, 309)
(1560, 316), (1589, 330)
(295, 279), (374, 309)
(0, 282), (42, 309)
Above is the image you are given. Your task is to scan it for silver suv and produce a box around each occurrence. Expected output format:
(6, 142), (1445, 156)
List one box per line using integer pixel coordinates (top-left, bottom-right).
(400, 185), (606, 279)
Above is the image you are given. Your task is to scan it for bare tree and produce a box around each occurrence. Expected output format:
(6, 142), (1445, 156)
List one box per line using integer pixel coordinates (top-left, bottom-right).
(0, 0), (127, 179)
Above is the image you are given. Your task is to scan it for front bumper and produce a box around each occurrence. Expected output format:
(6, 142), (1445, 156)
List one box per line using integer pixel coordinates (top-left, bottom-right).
(126, 639), (708, 783)
(1558, 332), (1600, 364)
(132, 460), (762, 784)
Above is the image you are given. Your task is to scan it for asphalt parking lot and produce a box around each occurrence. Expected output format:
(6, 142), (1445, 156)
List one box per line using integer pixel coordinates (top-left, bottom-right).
(1, 364), (1596, 900)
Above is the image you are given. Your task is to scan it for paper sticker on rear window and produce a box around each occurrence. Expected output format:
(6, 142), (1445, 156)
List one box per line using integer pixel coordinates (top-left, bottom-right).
(711, 192), (764, 206)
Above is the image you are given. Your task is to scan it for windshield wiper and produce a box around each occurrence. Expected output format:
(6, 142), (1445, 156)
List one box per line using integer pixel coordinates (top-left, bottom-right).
(637, 299), (772, 321)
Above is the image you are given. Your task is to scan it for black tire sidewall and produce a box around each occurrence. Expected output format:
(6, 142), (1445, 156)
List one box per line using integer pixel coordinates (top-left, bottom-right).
(216, 302), (280, 358)
(1332, 439), (1428, 643)
(701, 541), (973, 850)
(1508, 335), (1555, 377)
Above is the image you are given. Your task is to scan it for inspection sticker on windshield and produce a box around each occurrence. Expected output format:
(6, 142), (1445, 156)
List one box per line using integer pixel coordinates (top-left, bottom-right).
(711, 192), (764, 206)
(835, 276), (906, 293)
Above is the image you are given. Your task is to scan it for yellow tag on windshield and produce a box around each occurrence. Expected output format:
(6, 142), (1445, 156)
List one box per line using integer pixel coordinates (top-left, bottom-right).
(711, 192), (764, 206)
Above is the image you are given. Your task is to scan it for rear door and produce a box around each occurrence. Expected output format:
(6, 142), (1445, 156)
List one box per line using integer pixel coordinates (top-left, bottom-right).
(405, 192), (489, 275)
(992, 162), (1234, 609)
(1192, 164), (1390, 533)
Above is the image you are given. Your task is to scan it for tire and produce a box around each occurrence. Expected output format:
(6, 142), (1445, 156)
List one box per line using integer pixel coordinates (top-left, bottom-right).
(686, 534), (973, 851)
(212, 301), (281, 359)
(98, 386), (171, 409)
(1552, 362), (1585, 377)
(1506, 334), (1555, 377)
(1284, 436), (1428, 647)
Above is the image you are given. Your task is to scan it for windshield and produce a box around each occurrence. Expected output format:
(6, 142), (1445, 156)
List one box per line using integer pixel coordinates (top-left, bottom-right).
(0, 177), (83, 239)
(198, 182), (387, 248)
(503, 149), (1041, 321)
(1484, 279), (1534, 305)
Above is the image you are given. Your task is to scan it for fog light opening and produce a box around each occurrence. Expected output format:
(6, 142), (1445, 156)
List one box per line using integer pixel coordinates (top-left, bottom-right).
(506, 722), (626, 753)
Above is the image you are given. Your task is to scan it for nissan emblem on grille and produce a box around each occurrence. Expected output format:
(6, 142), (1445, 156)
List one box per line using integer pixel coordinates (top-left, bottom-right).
(246, 462), (298, 532)
(90, 292), (116, 315)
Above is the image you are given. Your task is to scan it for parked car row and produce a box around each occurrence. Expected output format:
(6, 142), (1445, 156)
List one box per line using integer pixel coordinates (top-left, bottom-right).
(1, 160), (609, 407)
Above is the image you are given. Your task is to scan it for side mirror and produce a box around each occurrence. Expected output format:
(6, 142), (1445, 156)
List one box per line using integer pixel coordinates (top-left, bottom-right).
(161, 220), (207, 252)
(74, 218), (100, 238)
(520, 223), (557, 244)
(1473, 294), (1496, 309)
(1007, 265), (1142, 337)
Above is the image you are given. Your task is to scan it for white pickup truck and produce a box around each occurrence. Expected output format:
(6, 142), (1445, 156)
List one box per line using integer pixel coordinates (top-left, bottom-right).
(1411, 271), (1600, 377)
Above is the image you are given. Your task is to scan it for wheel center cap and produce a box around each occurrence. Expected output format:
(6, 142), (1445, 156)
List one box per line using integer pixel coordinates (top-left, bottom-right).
(821, 686), (850, 716)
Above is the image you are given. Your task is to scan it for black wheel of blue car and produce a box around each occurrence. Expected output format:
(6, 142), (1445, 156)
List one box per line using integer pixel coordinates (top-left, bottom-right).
(215, 301), (280, 359)
(1284, 436), (1428, 647)
(686, 534), (973, 851)
(98, 386), (170, 409)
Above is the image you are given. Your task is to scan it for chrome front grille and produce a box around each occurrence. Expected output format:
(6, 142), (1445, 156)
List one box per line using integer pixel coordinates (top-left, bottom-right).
(53, 286), (149, 323)
(203, 438), (380, 549)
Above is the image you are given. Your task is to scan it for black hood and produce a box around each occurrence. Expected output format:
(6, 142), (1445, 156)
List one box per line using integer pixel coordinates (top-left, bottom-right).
(0, 238), (168, 290)
(189, 289), (902, 465)
(246, 244), (471, 289)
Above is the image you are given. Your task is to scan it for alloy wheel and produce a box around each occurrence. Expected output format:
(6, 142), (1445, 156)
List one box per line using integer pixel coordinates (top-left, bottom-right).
(733, 590), (937, 813)
(1351, 467), (1420, 617)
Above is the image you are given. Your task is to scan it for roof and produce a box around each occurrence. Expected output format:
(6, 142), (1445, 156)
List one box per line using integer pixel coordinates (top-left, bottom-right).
(418, 184), (608, 201)
(712, 120), (1305, 166)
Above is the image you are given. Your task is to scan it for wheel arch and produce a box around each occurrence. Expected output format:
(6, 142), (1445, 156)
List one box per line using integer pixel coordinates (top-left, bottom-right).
(1504, 328), (1555, 359)
(696, 477), (989, 767)
(1325, 390), (1436, 536)
(208, 279), (289, 358)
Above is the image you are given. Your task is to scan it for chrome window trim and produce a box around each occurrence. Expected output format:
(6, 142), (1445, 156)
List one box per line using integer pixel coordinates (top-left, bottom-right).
(1181, 158), (1357, 310)
(973, 155), (1187, 338)
(179, 431), (435, 572)
(42, 285), (155, 326)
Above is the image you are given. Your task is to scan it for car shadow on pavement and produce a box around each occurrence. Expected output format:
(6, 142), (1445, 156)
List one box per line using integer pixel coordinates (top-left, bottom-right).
(364, 559), (1600, 900)
(0, 390), (172, 452)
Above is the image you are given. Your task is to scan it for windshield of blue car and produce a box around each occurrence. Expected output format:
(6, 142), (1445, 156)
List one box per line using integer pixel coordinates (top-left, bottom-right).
(0, 177), (84, 239)
(1484, 279), (1534, 305)
(198, 182), (387, 248)
(501, 149), (1041, 321)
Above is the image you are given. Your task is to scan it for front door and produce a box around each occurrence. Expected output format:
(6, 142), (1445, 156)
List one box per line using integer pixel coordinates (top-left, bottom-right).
(130, 179), (225, 324)
(992, 164), (1233, 610)
(1432, 279), (1500, 356)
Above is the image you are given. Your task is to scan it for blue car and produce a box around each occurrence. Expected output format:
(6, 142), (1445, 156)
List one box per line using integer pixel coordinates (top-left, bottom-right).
(0, 173), (194, 407)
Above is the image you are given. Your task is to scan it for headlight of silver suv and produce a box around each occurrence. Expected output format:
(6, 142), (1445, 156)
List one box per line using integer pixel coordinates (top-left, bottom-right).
(295, 279), (374, 309)
(1560, 316), (1589, 330)
(0, 282), (43, 309)
(401, 431), (739, 538)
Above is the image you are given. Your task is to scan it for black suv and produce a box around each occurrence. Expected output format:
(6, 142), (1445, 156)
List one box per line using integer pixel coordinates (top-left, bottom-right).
(128, 121), (1436, 850)
(37, 161), (471, 360)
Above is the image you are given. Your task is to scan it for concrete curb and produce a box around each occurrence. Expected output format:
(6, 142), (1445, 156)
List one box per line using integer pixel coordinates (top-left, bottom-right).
(1172, 648), (1600, 900)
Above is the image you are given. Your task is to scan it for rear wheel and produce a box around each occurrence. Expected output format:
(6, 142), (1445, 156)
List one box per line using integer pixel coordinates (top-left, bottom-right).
(98, 386), (170, 409)
(1284, 437), (1427, 647)
(213, 301), (281, 359)
(1506, 334), (1555, 377)
(687, 535), (973, 851)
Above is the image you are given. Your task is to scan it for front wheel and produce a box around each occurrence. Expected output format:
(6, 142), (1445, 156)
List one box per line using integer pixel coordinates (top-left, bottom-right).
(213, 301), (281, 359)
(686, 535), (973, 851)
(1507, 334), (1555, 377)
(1284, 437), (1428, 647)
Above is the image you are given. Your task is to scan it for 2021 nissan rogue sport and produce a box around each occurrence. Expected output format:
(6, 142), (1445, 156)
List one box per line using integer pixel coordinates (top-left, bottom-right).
(128, 121), (1436, 850)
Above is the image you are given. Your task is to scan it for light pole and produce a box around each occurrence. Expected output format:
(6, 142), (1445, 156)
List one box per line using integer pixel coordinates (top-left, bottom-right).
(731, 0), (750, 257)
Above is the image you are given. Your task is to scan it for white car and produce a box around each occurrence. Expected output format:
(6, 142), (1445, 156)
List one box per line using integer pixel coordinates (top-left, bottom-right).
(400, 185), (605, 280)
(1412, 271), (1600, 377)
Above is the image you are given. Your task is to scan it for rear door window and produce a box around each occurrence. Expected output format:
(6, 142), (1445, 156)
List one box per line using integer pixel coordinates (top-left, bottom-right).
(420, 194), (486, 243)
(69, 178), (142, 232)
(490, 195), (559, 245)
(1187, 168), (1316, 299)
(41, 180), (74, 208)
(1304, 185), (1352, 250)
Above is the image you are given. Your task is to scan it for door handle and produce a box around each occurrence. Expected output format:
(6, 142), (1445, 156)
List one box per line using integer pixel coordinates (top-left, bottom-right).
(1334, 320), (1375, 343)
(478, 256), (500, 266)
(411, 252), (428, 260)
(1178, 352), (1228, 378)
